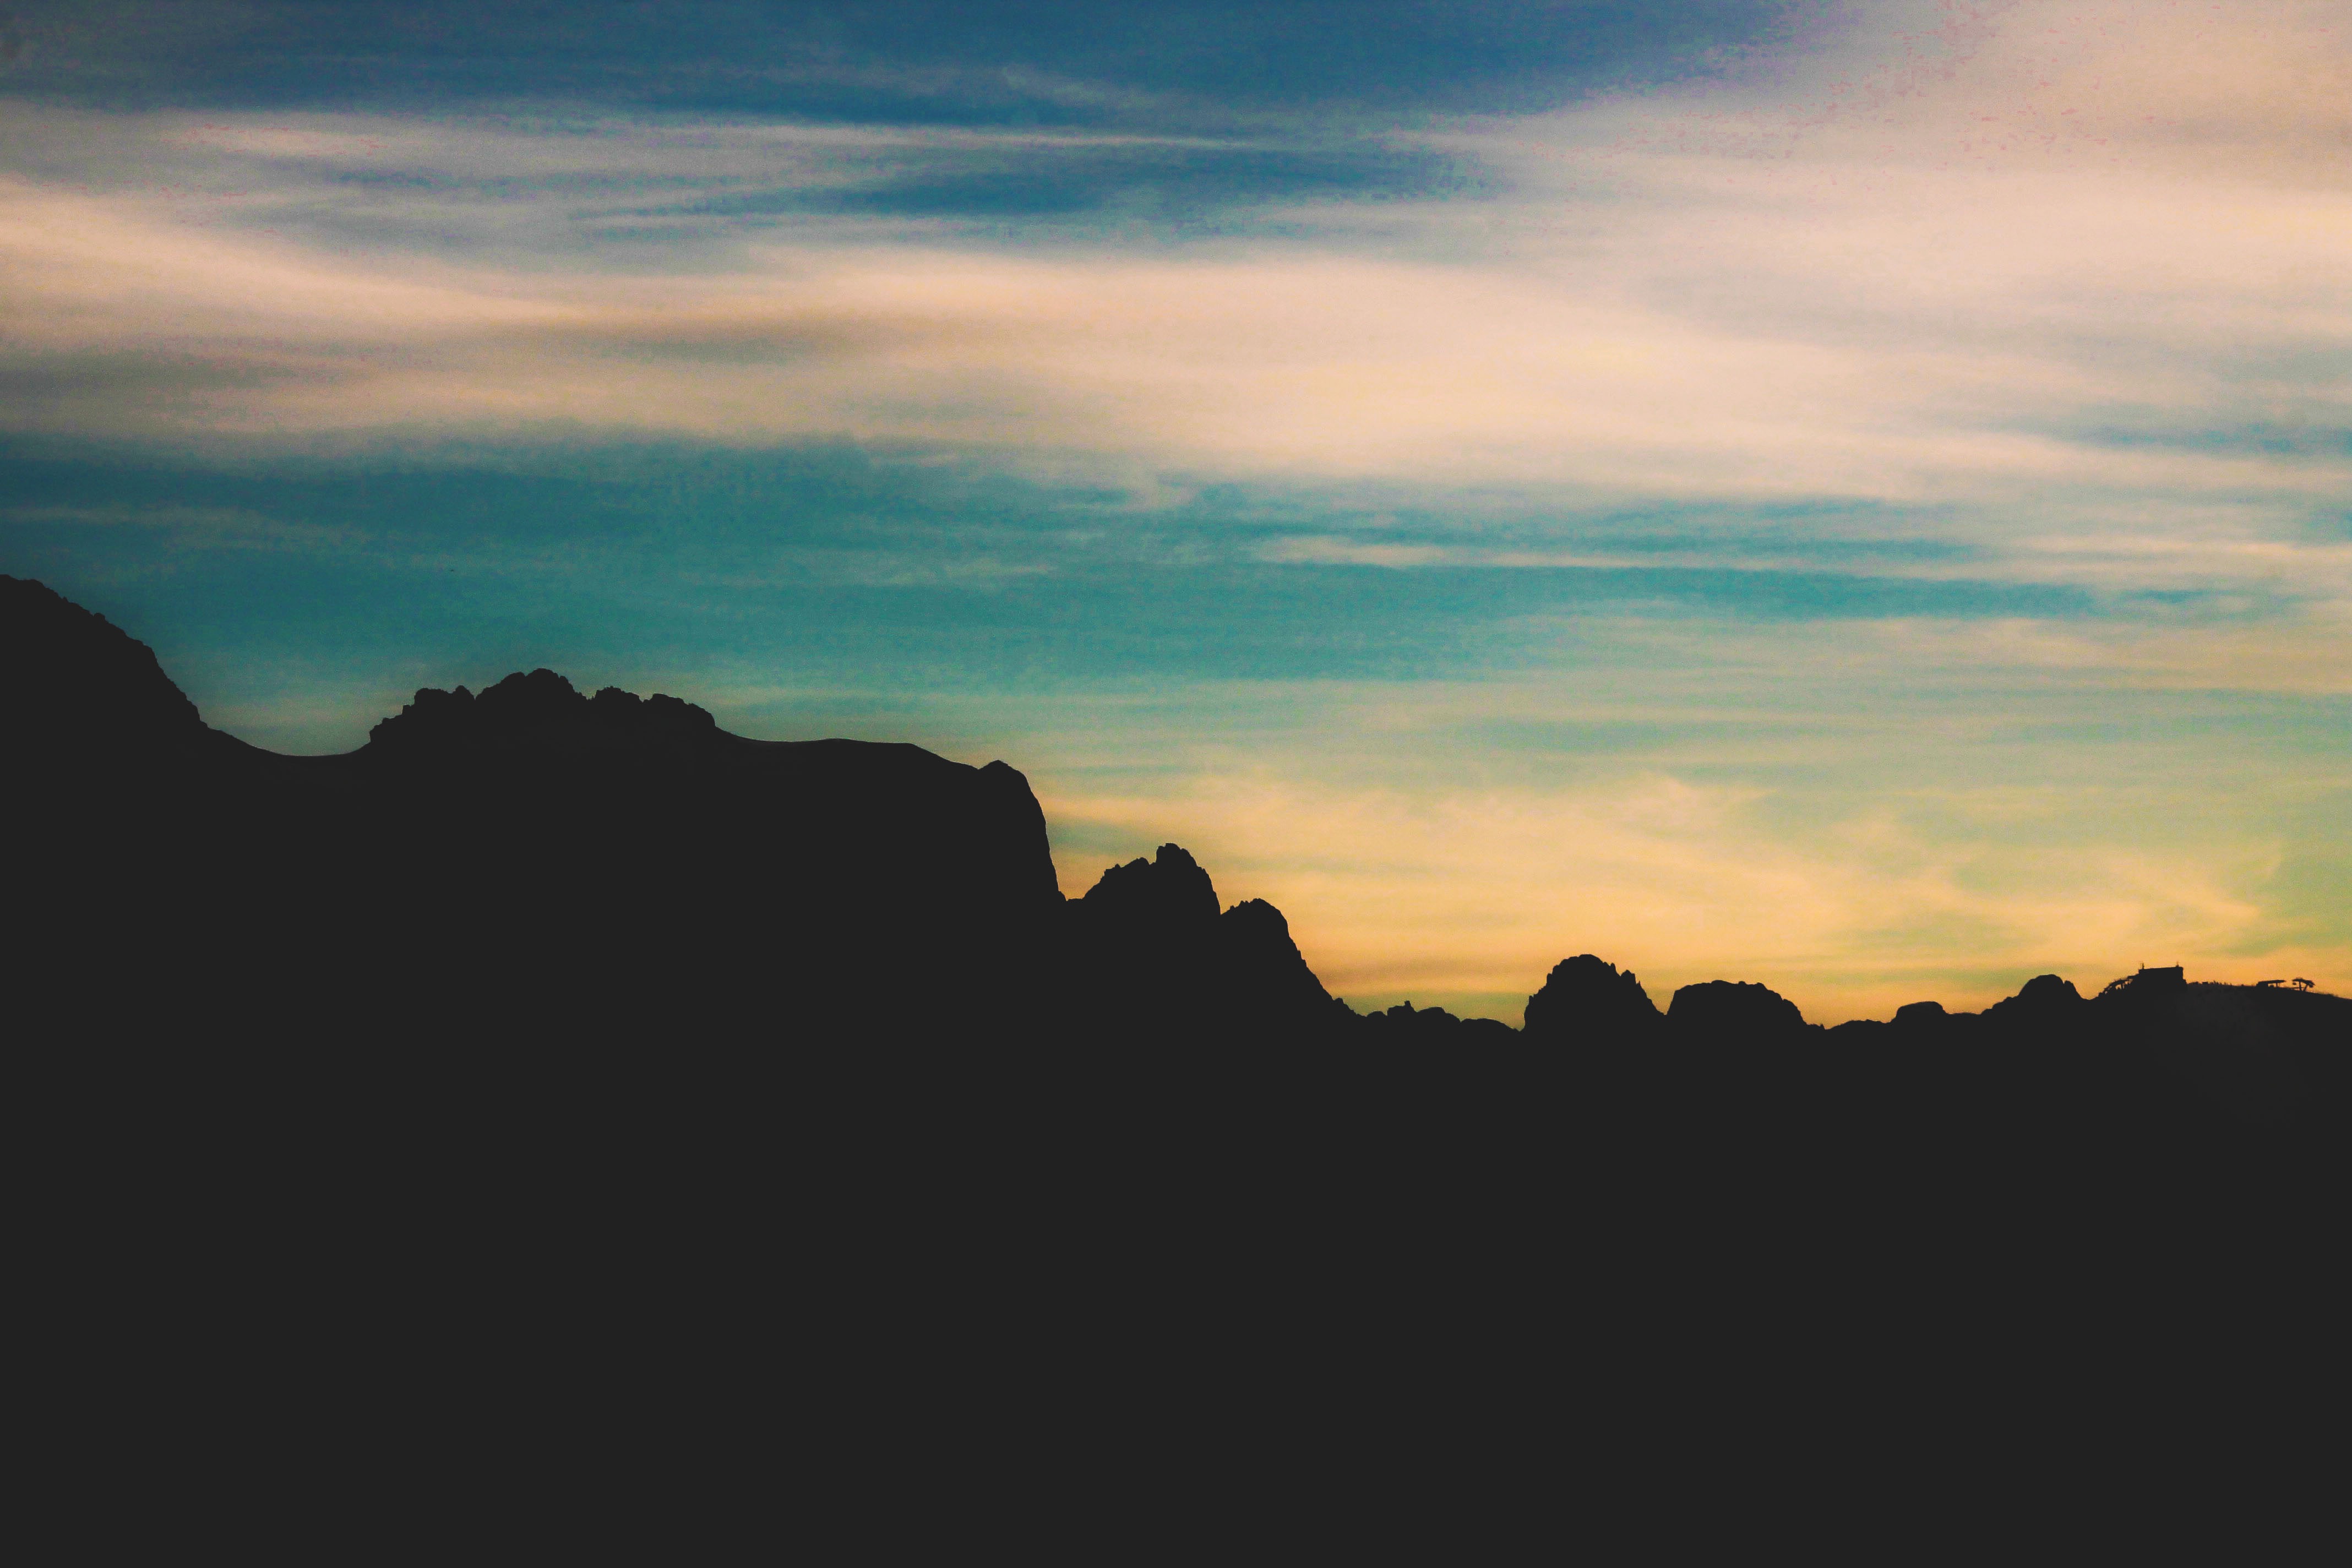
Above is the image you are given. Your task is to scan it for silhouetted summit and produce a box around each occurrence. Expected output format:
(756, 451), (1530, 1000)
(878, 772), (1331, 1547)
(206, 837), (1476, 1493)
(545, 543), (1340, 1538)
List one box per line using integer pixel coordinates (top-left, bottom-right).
(13, 578), (2348, 1473)
(1083, 843), (1221, 931)
(1069, 843), (1349, 1038)
(1667, 979), (1810, 1041)
(368, 669), (719, 754)
(1523, 955), (1663, 1044)
(7, 574), (2345, 1112)
(1983, 973), (2084, 1021)
(1220, 899), (1347, 1027)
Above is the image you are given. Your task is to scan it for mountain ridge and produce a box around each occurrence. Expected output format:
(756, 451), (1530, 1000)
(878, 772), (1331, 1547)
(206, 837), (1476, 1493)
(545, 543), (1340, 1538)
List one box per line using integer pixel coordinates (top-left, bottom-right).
(7, 573), (2343, 1061)
(12, 575), (2348, 1378)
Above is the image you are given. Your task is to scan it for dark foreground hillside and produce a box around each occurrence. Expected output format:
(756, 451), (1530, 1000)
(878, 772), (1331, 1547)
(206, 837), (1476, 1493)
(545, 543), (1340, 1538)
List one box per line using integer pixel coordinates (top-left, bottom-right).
(10, 570), (2341, 1042)
(10, 574), (2349, 1445)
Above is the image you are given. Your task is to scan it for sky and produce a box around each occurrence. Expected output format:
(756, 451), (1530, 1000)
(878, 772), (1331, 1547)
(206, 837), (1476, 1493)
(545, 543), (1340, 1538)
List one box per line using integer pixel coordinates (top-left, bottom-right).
(2, 0), (2346, 1021)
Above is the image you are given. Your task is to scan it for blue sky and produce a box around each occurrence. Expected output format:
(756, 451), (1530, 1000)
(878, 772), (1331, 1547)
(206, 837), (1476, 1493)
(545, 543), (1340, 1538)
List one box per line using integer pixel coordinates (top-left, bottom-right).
(4, 1), (2347, 1018)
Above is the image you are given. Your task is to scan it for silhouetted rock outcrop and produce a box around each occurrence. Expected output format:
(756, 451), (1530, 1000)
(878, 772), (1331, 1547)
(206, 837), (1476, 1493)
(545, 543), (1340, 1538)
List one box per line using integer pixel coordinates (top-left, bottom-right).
(1980, 973), (2084, 1025)
(1219, 899), (1347, 1030)
(7, 578), (1064, 1041)
(7, 575), (2344, 1194)
(1523, 955), (1662, 1044)
(367, 669), (722, 755)
(1083, 843), (1221, 934)
(1667, 979), (1811, 1041)
(1068, 845), (1352, 1040)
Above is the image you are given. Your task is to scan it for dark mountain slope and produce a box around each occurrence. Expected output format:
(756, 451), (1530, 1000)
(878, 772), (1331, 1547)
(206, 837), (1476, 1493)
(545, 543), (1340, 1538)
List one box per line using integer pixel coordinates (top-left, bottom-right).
(1523, 954), (1662, 1043)
(1066, 843), (1354, 1041)
(12, 578), (2349, 1450)
(6, 574), (1067, 1041)
(3, 575), (206, 755)
(8, 569), (2344, 1143)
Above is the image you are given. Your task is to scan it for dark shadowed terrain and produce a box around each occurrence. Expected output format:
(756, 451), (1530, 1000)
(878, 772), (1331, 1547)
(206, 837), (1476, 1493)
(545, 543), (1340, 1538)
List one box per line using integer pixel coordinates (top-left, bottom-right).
(10, 574), (2348, 1463)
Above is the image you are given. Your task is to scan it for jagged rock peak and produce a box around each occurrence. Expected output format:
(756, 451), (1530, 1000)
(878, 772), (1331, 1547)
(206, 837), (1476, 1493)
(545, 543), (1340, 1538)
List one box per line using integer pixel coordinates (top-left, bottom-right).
(367, 669), (716, 751)
(1221, 897), (1293, 938)
(1219, 898), (1338, 1013)
(1523, 954), (1662, 1041)
(2016, 974), (2083, 1006)
(1082, 842), (1221, 927)
(2, 574), (206, 745)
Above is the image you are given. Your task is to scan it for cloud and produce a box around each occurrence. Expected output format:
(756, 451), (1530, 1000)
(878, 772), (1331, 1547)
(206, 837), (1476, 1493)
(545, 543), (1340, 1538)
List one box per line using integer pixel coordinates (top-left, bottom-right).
(3, 160), (2342, 504)
(1861, 607), (2352, 696)
(2, 2), (2345, 594)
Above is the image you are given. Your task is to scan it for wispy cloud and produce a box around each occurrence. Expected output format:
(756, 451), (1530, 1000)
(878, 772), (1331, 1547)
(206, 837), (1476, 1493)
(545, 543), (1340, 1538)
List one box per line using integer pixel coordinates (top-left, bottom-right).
(3, 3), (2344, 590)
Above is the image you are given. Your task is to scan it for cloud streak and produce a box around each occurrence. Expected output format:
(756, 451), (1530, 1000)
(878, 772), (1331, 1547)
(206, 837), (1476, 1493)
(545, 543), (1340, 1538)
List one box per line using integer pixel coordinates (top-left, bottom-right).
(3, 4), (2345, 585)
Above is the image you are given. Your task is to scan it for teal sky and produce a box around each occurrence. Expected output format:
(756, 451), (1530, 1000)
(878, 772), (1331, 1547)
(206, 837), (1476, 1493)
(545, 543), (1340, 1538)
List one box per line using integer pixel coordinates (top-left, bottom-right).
(3, 1), (2346, 1019)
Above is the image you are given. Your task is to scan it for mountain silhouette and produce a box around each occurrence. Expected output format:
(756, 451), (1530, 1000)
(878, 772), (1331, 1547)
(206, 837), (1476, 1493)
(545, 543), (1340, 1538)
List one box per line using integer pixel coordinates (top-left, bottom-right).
(7, 574), (1068, 1042)
(12, 571), (2345, 1065)
(1523, 954), (1663, 1043)
(1068, 844), (1353, 1041)
(1665, 978), (1811, 1041)
(11, 574), (2347, 1445)
(6, 574), (208, 753)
